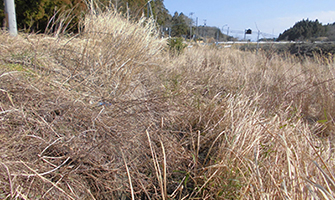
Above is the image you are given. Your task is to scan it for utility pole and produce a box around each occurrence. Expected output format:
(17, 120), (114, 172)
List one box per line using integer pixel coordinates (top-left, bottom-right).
(196, 17), (198, 39)
(216, 28), (219, 45)
(126, 2), (129, 20)
(222, 24), (228, 41)
(189, 12), (194, 40)
(256, 30), (260, 55)
(4, 0), (17, 36)
(147, 0), (153, 18)
(204, 19), (207, 43)
(115, 0), (118, 12)
(147, 2), (150, 18)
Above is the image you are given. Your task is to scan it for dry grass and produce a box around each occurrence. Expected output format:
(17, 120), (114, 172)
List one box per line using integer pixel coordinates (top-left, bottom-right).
(1, 7), (335, 199)
(161, 46), (335, 199)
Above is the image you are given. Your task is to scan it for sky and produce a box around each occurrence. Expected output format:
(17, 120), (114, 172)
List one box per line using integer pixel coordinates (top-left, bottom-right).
(163, 0), (335, 40)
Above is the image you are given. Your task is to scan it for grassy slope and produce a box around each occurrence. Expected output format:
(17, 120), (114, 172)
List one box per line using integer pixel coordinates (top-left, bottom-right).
(1, 11), (335, 199)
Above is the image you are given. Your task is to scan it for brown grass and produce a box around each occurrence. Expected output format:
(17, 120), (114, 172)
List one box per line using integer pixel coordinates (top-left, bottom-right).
(1, 7), (335, 199)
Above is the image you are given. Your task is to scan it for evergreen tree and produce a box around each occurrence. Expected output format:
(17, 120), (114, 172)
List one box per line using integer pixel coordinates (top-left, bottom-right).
(1, 0), (85, 33)
(0, 0), (186, 35)
(170, 12), (188, 37)
(278, 19), (328, 41)
(152, 0), (170, 26)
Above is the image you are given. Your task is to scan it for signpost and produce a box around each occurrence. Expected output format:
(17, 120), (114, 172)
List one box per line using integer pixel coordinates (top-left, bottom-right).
(4, 0), (17, 36)
(244, 29), (252, 40)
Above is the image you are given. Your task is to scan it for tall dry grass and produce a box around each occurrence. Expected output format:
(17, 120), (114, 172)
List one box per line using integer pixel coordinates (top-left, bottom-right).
(54, 7), (164, 100)
(1, 6), (335, 199)
(161, 46), (335, 199)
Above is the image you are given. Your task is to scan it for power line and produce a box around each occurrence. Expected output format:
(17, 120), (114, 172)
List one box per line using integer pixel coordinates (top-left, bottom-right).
(222, 29), (276, 38)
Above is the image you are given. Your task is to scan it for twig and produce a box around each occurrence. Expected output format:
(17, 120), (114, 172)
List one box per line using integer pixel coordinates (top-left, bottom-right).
(42, 175), (64, 198)
(305, 178), (335, 200)
(15, 186), (29, 200)
(39, 157), (70, 176)
(301, 131), (335, 182)
(146, 130), (164, 199)
(35, 112), (61, 137)
(169, 177), (185, 199)
(1, 163), (13, 197)
(160, 140), (167, 199)
(39, 137), (63, 157)
(313, 161), (335, 191)
(0, 109), (19, 115)
(121, 150), (135, 200)
(21, 161), (75, 200)
(0, 71), (19, 78)
(191, 168), (219, 198)
(204, 130), (226, 164)
(0, 88), (15, 107)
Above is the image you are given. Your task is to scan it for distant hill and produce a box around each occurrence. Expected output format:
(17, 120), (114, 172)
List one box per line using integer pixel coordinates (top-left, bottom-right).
(195, 25), (235, 42)
(278, 19), (335, 41)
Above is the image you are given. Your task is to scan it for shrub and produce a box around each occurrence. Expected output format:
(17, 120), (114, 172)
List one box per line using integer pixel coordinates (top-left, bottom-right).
(167, 37), (187, 55)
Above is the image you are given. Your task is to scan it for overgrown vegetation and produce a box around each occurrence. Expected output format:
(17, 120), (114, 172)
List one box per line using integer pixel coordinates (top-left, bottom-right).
(1, 5), (335, 200)
(238, 42), (335, 58)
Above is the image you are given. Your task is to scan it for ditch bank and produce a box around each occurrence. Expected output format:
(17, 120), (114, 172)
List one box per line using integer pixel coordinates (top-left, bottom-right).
(238, 42), (335, 57)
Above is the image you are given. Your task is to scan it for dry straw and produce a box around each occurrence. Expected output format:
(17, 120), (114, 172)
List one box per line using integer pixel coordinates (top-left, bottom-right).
(1, 2), (335, 199)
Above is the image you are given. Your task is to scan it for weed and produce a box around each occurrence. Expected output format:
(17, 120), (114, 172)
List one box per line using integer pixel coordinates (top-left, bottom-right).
(167, 37), (187, 56)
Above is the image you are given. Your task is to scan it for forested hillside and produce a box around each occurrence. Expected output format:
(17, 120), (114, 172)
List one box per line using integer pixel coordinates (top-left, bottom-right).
(278, 19), (335, 41)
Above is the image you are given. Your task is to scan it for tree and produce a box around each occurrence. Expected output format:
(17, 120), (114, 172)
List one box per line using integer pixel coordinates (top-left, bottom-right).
(0, 0), (185, 35)
(170, 12), (188, 37)
(152, 0), (170, 26)
(278, 19), (327, 41)
(0, 0), (86, 33)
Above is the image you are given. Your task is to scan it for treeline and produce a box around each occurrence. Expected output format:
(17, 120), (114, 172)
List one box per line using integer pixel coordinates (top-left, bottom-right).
(1, 0), (230, 39)
(0, 0), (195, 37)
(0, 0), (86, 33)
(165, 12), (232, 40)
(278, 19), (335, 41)
(0, 0), (170, 33)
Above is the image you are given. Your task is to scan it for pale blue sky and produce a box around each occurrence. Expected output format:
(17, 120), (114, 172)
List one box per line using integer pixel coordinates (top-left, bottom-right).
(164, 0), (335, 39)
